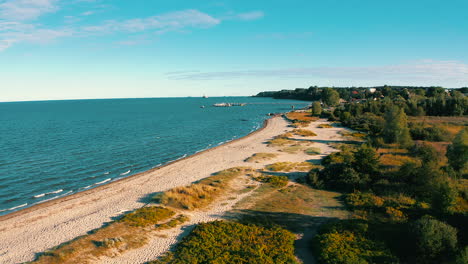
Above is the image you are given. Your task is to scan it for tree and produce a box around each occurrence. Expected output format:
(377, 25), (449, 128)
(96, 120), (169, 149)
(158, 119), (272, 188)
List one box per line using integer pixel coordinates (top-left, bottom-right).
(322, 88), (340, 107)
(410, 216), (458, 262)
(312, 101), (322, 116)
(352, 145), (380, 181)
(383, 106), (413, 148)
(446, 129), (468, 175)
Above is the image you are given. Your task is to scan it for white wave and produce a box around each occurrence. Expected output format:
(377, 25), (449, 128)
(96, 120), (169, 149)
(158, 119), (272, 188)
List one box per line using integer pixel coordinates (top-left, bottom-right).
(104, 172), (110, 175)
(50, 189), (63, 194)
(38, 191), (73, 204)
(0, 203), (28, 212)
(95, 178), (111, 185)
(120, 170), (131, 176)
(33, 189), (63, 198)
(80, 185), (93, 190)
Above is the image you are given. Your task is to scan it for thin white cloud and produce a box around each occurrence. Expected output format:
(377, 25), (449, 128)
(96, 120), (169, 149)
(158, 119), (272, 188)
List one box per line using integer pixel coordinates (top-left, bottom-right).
(82, 9), (220, 34)
(0, 0), (59, 21)
(223, 10), (264, 21)
(235, 11), (264, 21)
(81, 10), (94, 16)
(166, 60), (468, 86)
(0, 8), (262, 51)
(0, 39), (15, 51)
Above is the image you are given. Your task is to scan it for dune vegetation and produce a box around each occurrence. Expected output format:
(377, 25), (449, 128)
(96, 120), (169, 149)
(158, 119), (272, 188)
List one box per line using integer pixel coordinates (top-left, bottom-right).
(154, 167), (253, 210)
(150, 221), (298, 264)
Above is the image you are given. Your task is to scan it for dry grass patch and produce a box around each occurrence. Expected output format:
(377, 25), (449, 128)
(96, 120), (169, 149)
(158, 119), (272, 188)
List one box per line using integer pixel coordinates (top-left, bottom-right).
(267, 137), (295, 147)
(155, 167), (253, 210)
(377, 148), (409, 154)
(266, 162), (315, 172)
(286, 112), (319, 122)
(340, 131), (367, 140)
(292, 129), (317, 137)
(156, 215), (190, 230)
(31, 205), (186, 264)
(245, 153), (278, 163)
(233, 184), (349, 232)
(318, 124), (333, 128)
(379, 154), (419, 167)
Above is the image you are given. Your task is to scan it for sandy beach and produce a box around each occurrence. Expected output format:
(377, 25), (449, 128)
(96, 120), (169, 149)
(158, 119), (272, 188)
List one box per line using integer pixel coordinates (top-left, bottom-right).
(0, 116), (350, 264)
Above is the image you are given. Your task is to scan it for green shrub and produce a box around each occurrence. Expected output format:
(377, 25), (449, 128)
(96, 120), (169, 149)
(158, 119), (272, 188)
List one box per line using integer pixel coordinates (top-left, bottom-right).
(255, 175), (289, 188)
(345, 192), (384, 209)
(410, 215), (458, 262)
(314, 230), (398, 264)
(151, 221), (298, 264)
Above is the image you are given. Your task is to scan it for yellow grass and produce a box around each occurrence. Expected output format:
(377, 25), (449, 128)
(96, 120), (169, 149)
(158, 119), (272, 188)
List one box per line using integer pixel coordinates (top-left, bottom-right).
(155, 167), (253, 210)
(245, 153), (278, 163)
(32, 206), (177, 263)
(292, 129), (317, 137)
(265, 162), (315, 172)
(379, 154), (419, 167)
(286, 111), (319, 122)
(267, 137), (295, 146)
(377, 148), (409, 154)
(318, 124), (333, 128)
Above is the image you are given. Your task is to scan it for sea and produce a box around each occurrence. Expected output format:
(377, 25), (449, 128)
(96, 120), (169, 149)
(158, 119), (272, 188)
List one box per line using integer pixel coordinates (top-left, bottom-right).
(0, 97), (307, 215)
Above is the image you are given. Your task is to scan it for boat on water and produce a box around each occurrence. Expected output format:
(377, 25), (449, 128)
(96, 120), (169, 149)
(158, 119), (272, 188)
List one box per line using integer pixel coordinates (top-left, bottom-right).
(202, 95), (208, 98)
(213, 103), (246, 107)
(213, 103), (232, 107)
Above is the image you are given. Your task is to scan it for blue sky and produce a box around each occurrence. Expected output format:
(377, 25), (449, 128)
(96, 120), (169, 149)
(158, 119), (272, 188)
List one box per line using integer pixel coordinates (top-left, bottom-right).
(1, 0), (467, 101)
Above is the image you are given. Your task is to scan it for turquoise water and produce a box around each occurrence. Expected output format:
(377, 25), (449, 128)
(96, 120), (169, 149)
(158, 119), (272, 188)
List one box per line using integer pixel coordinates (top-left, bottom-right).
(0, 97), (307, 215)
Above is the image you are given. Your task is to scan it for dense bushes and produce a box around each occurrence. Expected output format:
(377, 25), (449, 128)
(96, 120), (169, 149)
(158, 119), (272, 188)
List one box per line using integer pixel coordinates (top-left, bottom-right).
(410, 216), (458, 263)
(314, 220), (398, 264)
(151, 221), (297, 264)
(409, 123), (450, 141)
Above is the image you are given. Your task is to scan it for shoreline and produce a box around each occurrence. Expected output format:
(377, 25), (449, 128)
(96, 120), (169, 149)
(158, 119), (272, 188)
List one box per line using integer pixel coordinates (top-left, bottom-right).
(0, 116), (276, 223)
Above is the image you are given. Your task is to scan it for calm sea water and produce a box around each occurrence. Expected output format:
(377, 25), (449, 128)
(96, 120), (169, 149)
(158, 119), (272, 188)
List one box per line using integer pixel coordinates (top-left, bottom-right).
(0, 97), (307, 215)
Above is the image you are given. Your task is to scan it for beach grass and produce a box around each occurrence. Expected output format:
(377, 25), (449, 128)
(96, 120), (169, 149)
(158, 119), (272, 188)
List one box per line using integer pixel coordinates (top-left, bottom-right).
(32, 206), (178, 264)
(305, 147), (321, 155)
(254, 175), (289, 188)
(155, 167), (253, 210)
(292, 129), (317, 137)
(265, 162), (314, 172)
(318, 124), (333, 128)
(119, 206), (175, 227)
(245, 153), (278, 163)
(280, 145), (306, 154)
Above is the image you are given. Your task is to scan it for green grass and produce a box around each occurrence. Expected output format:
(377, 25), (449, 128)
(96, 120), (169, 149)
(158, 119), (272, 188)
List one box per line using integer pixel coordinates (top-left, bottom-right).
(305, 147), (321, 155)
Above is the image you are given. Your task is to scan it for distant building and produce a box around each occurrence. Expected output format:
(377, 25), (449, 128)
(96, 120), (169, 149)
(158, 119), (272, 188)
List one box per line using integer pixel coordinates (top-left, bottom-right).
(368, 88), (377, 93)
